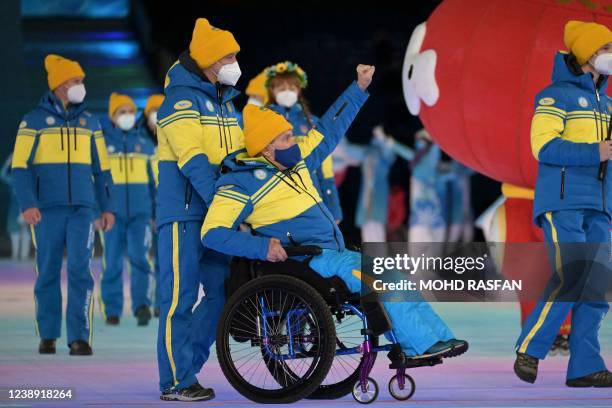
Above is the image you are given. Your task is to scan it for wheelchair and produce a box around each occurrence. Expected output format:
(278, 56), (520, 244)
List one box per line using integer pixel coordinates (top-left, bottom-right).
(216, 246), (443, 404)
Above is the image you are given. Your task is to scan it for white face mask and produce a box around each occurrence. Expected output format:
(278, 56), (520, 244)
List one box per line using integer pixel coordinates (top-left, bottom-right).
(275, 90), (298, 108)
(116, 113), (136, 131)
(148, 111), (158, 128)
(217, 61), (241, 86)
(67, 84), (86, 104)
(247, 97), (263, 107)
(592, 53), (612, 75)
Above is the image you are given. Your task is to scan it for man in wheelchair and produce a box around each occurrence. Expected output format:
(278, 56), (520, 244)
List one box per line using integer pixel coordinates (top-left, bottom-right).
(201, 64), (467, 366)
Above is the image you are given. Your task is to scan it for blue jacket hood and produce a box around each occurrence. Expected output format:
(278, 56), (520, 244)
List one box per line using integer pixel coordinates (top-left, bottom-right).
(551, 52), (608, 92)
(221, 149), (274, 173)
(164, 52), (241, 104)
(37, 90), (88, 120)
(100, 115), (140, 142)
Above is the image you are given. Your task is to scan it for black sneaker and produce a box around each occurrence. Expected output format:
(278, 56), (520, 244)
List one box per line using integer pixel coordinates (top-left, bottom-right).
(445, 339), (469, 358)
(135, 306), (152, 326)
(160, 383), (215, 402)
(69, 340), (92, 356)
(514, 352), (538, 383)
(39, 339), (56, 354)
(106, 316), (120, 325)
(415, 341), (453, 359)
(566, 370), (612, 387)
(549, 335), (569, 357)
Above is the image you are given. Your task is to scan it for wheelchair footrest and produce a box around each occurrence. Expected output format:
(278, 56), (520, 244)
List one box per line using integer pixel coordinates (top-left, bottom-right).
(389, 356), (443, 370)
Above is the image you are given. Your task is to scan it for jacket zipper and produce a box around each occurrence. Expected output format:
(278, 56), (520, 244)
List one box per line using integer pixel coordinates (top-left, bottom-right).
(560, 167), (565, 199)
(277, 169), (341, 250)
(66, 123), (72, 204)
(595, 86), (607, 211)
(216, 87), (230, 155)
(184, 181), (192, 210)
(124, 133), (130, 217)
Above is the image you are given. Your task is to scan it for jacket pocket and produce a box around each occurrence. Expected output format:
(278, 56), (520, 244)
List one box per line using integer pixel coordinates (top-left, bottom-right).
(560, 167), (566, 200)
(184, 181), (193, 210)
(36, 176), (40, 199)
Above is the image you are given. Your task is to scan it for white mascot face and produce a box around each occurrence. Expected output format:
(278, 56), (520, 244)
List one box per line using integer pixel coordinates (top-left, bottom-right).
(402, 22), (439, 116)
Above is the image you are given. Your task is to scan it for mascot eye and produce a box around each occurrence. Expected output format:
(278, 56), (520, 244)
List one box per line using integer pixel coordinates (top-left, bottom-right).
(402, 22), (439, 115)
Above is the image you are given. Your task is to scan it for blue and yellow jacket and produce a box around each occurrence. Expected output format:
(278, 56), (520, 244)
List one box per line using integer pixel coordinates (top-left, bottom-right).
(201, 82), (368, 260)
(531, 52), (612, 224)
(269, 103), (343, 221)
(156, 52), (244, 226)
(11, 91), (113, 212)
(101, 116), (155, 219)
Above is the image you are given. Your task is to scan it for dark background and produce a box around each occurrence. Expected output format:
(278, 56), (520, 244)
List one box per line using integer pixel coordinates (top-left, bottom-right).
(0, 0), (499, 253)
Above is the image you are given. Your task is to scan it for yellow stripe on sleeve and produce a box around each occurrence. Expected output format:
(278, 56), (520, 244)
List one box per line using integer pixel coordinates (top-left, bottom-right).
(12, 134), (36, 169)
(530, 111), (565, 159)
(297, 129), (324, 159)
(201, 193), (247, 239)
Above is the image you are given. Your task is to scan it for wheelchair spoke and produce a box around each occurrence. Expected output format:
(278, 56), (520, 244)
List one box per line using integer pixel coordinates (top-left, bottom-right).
(222, 278), (334, 396)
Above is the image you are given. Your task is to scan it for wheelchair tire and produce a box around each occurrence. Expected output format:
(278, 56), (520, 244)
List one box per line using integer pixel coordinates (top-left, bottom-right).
(216, 274), (336, 404)
(308, 315), (378, 400)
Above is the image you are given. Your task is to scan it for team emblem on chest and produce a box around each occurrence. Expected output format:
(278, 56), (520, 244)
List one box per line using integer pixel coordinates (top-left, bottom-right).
(79, 117), (87, 126)
(206, 100), (215, 112)
(108, 145), (115, 153)
(46, 116), (55, 125)
(254, 169), (267, 180)
(135, 144), (141, 153)
(578, 97), (589, 108)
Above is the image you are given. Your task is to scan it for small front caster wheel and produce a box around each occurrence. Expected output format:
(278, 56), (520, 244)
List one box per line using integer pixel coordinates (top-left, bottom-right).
(388, 374), (416, 401)
(352, 377), (379, 404)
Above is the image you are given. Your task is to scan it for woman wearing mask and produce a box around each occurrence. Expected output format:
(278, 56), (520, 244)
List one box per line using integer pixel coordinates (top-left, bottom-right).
(99, 92), (156, 327)
(266, 61), (343, 223)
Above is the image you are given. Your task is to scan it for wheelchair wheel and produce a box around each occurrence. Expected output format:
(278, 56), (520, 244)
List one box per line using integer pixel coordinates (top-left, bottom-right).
(307, 312), (378, 399)
(388, 373), (416, 401)
(352, 377), (378, 404)
(216, 275), (336, 404)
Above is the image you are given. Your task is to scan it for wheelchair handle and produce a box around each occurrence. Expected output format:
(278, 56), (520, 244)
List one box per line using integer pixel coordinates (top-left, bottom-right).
(282, 245), (323, 257)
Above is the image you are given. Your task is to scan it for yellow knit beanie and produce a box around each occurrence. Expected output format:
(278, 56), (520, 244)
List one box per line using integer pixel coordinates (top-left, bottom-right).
(243, 105), (293, 156)
(108, 92), (137, 119)
(189, 18), (240, 69)
(44, 54), (85, 90)
(564, 20), (612, 65)
(246, 71), (269, 105)
(144, 94), (165, 115)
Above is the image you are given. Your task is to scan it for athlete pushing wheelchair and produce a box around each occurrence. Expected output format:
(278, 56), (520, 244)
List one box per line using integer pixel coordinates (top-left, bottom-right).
(201, 65), (468, 403)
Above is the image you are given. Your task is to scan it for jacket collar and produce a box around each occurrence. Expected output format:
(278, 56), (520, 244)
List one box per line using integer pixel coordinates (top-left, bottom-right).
(169, 50), (241, 104)
(552, 51), (609, 93)
(38, 90), (87, 121)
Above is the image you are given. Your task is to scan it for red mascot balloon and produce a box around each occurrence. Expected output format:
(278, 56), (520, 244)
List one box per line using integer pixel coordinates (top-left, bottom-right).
(403, 0), (612, 334)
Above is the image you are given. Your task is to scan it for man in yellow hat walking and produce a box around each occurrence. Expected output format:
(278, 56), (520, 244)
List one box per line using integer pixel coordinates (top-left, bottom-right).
(98, 92), (156, 327)
(514, 20), (612, 387)
(155, 18), (244, 401)
(11, 54), (115, 356)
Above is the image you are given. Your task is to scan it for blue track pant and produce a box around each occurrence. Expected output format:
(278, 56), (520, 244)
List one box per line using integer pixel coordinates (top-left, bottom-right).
(31, 205), (95, 346)
(156, 221), (230, 392)
(310, 249), (454, 356)
(516, 210), (610, 380)
(99, 214), (153, 318)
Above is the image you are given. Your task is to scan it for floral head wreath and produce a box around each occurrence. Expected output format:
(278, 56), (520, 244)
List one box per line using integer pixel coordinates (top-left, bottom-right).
(265, 61), (308, 89)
